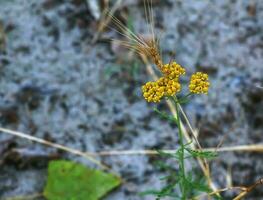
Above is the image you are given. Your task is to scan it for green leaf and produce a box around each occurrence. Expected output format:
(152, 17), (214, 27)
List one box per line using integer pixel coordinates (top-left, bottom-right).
(176, 94), (192, 104)
(177, 98), (190, 104)
(44, 160), (121, 200)
(185, 148), (218, 159)
(154, 108), (177, 124)
(157, 149), (179, 159)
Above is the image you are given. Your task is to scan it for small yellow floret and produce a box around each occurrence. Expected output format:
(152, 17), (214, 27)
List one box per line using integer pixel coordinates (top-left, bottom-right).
(189, 72), (210, 94)
(161, 62), (186, 79)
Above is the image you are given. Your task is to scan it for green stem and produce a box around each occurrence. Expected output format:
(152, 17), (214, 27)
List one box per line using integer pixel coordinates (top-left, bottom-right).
(184, 93), (192, 98)
(174, 93), (192, 104)
(173, 96), (186, 200)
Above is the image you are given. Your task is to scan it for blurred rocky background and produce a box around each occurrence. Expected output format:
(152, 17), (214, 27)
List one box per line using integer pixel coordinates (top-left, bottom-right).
(0, 0), (262, 199)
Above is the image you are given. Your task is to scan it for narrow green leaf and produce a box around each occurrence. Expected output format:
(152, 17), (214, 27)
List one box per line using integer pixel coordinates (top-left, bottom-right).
(157, 149), (179, 159)
(185, 148), (218, 159)
(154, 108), (177, 124)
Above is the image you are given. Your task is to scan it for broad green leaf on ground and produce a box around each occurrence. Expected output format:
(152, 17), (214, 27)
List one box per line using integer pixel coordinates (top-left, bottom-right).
(44, 160), (121, 200)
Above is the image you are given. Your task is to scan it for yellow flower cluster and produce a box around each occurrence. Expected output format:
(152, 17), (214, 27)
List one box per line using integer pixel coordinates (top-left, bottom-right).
(142, 77), (181, 103)
(142, 81), (164, 103)
(158, 77), (181, 96)
(161, 62), (186, 79)
(142, 61), (210, 103)
(142, 62), (184, 103)
(189, 72), (210, 94)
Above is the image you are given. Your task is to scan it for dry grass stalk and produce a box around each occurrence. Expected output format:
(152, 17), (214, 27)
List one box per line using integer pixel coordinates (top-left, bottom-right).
(0, 127), (110, 171)
(233, 178), (263, 200)
(91, 0), (123, 44)
(3, 193), (42, 200)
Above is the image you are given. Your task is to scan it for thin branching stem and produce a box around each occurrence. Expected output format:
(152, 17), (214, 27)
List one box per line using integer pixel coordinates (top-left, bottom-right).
(173, 96), (187, 200)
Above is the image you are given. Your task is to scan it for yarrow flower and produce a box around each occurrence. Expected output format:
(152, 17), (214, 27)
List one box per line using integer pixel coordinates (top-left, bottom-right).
(142, 62), (184, 103)
(161, 62), (186, 79)
(142, 77), (181, 103)
(142, 82), (164, 103)
(189, 72), (210, 94)
(157, 77), (181, 96)
(142, 60), (210, 103)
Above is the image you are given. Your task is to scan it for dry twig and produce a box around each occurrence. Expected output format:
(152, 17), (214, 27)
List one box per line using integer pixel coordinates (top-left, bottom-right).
(0, 128), (110, 171)
(91, 0), (122, 44)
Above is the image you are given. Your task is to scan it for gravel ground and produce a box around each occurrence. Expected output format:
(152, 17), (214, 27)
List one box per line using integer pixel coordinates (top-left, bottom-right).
(0, 0), (263, 199)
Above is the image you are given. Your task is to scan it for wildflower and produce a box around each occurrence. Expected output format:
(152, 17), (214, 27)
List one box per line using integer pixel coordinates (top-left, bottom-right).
(142, 77), (181, 103)
(157, 77), (181, 96)
(161, 62), (186, 79)
(189, 72), (210, 94)
(142, 82), (164, 103)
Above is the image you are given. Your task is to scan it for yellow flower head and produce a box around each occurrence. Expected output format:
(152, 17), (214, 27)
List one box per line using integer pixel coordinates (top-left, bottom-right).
(142, 82), (164, 103)
(189, 72), (210, 94)
(142, 77), (181, 103)
(161, 62), (186, 79)
(142, 61), (185, 103)
(157, 77), (181, 96)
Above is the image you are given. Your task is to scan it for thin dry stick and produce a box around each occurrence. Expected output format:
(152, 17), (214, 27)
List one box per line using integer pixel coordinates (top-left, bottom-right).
(2, 128), (261, 162)
(233, 178), (263, 200)
(226, 165), (233, 188)
(0, 127), (110, 171)
(89, 144), (263, 156)
(3, 193), (42, 200)
(91, 0), (122, 44)
(191, 186), (247, 200)
(206, 144), (263, 152)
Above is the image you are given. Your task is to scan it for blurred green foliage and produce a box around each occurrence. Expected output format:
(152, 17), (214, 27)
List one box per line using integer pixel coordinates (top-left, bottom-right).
(44, 160), (121, 200)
